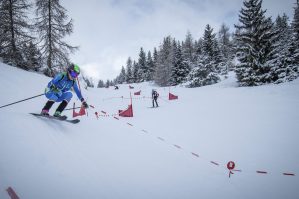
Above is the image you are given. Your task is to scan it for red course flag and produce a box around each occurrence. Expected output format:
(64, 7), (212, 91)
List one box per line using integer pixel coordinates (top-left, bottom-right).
(169, 92), (178, 100)
(73, 103), (86, 117)
(119, 104), (133, 117)
(134, 90), (141, 95)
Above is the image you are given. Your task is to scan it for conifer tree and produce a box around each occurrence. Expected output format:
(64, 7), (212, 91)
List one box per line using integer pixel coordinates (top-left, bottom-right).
(188, 56), (220, 87)
(235, 0), (277, 86)
(125, 57), (133, 83)
(105, 79), (111, 88)
(291, 0), (299, 65)
(202, 24), (216, 59)
(118, 66), (126, 83)
(182, 31), (194, 64)
(82, 74), (94, 88)
(97, 80), (105, 88)
(154, 36), (173, 86)
(187, 24), (220, 87)
(146, 51), (155, 81)
(271, 14), (298, 83)
(23, 41), (42, 71)
(171, 42), (190, 85)
(218, 23), (233, 73)
(137, 47), (147, 82)
(152, 47), (158, 76)
(0, 0), (33, 68)
(194, 38), (203, 61)
(203, 24), (223, 68)
(35, 0), (78, 76)
(132, 60), (139, 83)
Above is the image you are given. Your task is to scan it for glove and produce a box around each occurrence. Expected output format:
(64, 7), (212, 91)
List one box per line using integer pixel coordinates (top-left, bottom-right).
(82, 101), (89, 109)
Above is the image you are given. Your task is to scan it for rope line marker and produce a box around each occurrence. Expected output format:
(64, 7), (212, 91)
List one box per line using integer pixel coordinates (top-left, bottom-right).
(90, 104), (297, 178)
(211, 161), (219, 166)
(283, 173), (295, 176)
(191, 152), (200, 157)
(256, 170), (268, 174)
(6, 187), (19, 199)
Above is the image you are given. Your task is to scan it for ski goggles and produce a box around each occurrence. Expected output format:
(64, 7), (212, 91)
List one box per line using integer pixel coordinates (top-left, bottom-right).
(70, 70), (79, 78)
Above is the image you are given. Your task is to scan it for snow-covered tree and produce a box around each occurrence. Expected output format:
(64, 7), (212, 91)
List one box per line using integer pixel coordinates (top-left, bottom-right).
(146, 51), (155, 81)
(171, 42), (190, 85)
(182, 31), (195, 64)
(202, 24), (216, 59)
(194, 38), (203, 62)
(23, 41), (42, 71)
(202, 24), (223, 74)
(218, 23), (233, 74)
(35, 0), (78, 76)
(132, 60), (139, 83)
(118, 66), (126, 84)
(235, 0), (277, 86)
(291, 0), (299, 65)
(105, 79), (111, 88)
(137, 47), (148, 82)
(125, 57), (133, 83)
(188, 56), (220, 87)
(271, 14), (298, 83)
(0, 0), (33, 68)
(82, 75), (94, 88)
(154, 36), (173, 86)
(97, 80), (105, 88)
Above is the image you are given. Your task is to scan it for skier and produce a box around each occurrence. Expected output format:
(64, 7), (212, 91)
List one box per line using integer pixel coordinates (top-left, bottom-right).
(152, 89), (159, 107)
(41, 63), (88, 117)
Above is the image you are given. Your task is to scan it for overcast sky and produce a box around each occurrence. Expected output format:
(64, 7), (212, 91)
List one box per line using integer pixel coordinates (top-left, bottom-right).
(61, 0), (296, 81)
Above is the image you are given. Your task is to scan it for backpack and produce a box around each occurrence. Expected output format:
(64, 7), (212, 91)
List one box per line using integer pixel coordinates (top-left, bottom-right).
(153, 91), (159, 98)
(58, 72), (75, 87)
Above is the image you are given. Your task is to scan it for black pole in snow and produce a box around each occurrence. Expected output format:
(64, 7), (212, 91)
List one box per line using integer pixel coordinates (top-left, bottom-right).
(0, 93), (45, 109)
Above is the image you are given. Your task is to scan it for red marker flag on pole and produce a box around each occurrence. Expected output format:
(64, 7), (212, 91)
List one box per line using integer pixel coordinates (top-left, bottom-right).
(73, 103), (86, 117)
(169, 92), (178, 100)
(134, 90), (141, 95)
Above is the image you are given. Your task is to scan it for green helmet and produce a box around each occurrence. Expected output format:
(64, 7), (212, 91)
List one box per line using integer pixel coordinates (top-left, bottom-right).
(68, 63), (80, 78)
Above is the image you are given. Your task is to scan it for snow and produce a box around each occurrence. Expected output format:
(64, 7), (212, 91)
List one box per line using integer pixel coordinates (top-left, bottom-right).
(0, 62), (299, 199)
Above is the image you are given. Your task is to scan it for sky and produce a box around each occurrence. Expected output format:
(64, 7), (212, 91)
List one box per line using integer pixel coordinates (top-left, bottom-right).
(61, 0), (296, 82)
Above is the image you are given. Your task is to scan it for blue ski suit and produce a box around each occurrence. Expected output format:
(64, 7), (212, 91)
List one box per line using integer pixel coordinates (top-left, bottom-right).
(45, 72), (84, 103)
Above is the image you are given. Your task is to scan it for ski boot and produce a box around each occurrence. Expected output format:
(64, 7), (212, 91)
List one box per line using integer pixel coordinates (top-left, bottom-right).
(53, 111), (67, 120)
(41, 100), (55, 116)
(41, 109), (50, 116)
(53, 100), (68, 120)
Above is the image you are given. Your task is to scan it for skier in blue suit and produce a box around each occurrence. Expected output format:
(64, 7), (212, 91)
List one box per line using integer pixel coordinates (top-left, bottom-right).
(41, 63), (88, 117)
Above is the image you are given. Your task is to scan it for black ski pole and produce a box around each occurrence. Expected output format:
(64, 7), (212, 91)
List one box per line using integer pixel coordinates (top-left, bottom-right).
(0, 93), (45, 109)
(65, 106), (81, 111)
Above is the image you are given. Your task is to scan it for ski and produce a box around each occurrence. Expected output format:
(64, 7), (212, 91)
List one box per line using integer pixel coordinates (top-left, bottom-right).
(30, 113), (80, 124)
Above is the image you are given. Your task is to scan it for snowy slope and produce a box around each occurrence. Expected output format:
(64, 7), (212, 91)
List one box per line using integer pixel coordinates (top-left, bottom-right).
(0, 62), (299, 199)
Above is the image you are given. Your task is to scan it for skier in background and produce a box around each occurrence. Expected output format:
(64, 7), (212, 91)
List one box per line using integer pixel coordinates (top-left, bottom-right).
(152, 89), (159, 107)
(41, 63), (88, 117)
